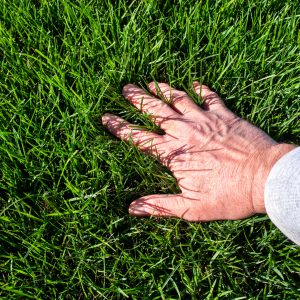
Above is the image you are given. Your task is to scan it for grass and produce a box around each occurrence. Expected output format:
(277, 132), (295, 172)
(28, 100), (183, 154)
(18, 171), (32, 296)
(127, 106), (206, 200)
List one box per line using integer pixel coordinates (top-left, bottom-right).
(1, 0), (300, 298)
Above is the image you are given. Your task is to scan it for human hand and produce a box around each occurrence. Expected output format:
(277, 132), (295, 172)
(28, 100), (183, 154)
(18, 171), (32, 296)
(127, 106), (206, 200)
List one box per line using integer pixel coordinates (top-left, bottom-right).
(102, 82), (295, 221)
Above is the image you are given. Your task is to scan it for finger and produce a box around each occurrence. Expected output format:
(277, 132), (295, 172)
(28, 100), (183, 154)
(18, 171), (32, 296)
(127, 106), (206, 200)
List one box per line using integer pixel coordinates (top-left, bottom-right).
(193, 81), (226, 111)
(129, 194), (198, 221)
(149, 82), (202, 116)
(102, 113), (169, 156)
(123, 84), (181, 132)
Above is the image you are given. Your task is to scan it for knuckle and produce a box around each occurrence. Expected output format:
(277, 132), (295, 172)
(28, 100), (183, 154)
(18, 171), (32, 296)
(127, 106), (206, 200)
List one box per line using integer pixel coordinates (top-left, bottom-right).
(203, 93), (223, 107)
(203, 91), (218, 99)
(173, 93), (188, 104)
(164, 117), (179, 131)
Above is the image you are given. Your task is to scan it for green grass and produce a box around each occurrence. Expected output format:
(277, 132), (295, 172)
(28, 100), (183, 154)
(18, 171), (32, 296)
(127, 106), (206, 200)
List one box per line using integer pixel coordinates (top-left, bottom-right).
(1, 0), (300, 299)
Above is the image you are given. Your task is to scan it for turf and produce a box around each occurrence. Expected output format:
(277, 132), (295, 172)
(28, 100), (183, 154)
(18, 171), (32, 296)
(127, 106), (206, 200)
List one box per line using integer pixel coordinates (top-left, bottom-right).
(1, 0), (300, 299)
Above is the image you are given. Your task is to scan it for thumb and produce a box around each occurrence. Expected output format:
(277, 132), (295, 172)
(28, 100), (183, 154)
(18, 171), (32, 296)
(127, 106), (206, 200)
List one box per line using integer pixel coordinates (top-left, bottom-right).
(129, 194), (192, 220)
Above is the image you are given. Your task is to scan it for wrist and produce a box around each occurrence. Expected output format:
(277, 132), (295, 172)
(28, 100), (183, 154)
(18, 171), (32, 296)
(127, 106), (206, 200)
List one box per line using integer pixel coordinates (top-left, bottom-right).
(252, 143), (297, 214)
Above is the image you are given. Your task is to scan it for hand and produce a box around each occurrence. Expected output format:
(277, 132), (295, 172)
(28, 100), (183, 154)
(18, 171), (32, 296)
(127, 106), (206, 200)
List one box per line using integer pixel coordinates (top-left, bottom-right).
(102, 82), (295, 221)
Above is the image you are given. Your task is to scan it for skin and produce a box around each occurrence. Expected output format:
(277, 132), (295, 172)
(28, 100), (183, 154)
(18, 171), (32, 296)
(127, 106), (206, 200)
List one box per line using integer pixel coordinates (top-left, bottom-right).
(102, 82), (296, 222)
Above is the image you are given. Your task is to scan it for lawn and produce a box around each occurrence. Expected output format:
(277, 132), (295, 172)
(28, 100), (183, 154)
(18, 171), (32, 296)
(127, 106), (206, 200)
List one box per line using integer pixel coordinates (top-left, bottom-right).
(1, 0), (300, 299)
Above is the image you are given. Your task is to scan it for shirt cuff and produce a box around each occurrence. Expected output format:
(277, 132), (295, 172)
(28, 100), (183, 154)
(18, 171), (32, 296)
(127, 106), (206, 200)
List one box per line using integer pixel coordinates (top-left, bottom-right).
(264, 146), (300, 246)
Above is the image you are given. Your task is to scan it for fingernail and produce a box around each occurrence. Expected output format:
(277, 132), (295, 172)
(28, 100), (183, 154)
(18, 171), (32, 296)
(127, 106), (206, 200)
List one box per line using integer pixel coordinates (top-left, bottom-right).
(149, 82), (158, 90)
(102, 114), (110, 125)
(123, 84), (136, 93)
(129, 203), (147, 216)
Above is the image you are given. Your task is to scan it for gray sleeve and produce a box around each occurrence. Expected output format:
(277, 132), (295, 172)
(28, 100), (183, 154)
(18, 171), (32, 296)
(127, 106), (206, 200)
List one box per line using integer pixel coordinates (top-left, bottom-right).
(265, 146), (300, 246)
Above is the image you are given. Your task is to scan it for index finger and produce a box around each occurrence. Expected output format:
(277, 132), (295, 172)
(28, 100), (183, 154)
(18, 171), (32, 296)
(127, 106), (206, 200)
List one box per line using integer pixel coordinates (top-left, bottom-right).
(102, 113), (170, 158)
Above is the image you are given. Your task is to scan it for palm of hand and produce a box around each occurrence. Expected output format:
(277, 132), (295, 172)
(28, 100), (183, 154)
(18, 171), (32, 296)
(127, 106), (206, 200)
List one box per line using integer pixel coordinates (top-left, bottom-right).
(102, 82), (294, 221)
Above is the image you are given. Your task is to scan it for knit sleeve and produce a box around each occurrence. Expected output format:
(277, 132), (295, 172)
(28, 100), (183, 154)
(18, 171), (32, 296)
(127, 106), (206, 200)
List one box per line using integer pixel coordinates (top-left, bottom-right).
(264, 146), (300, 245)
